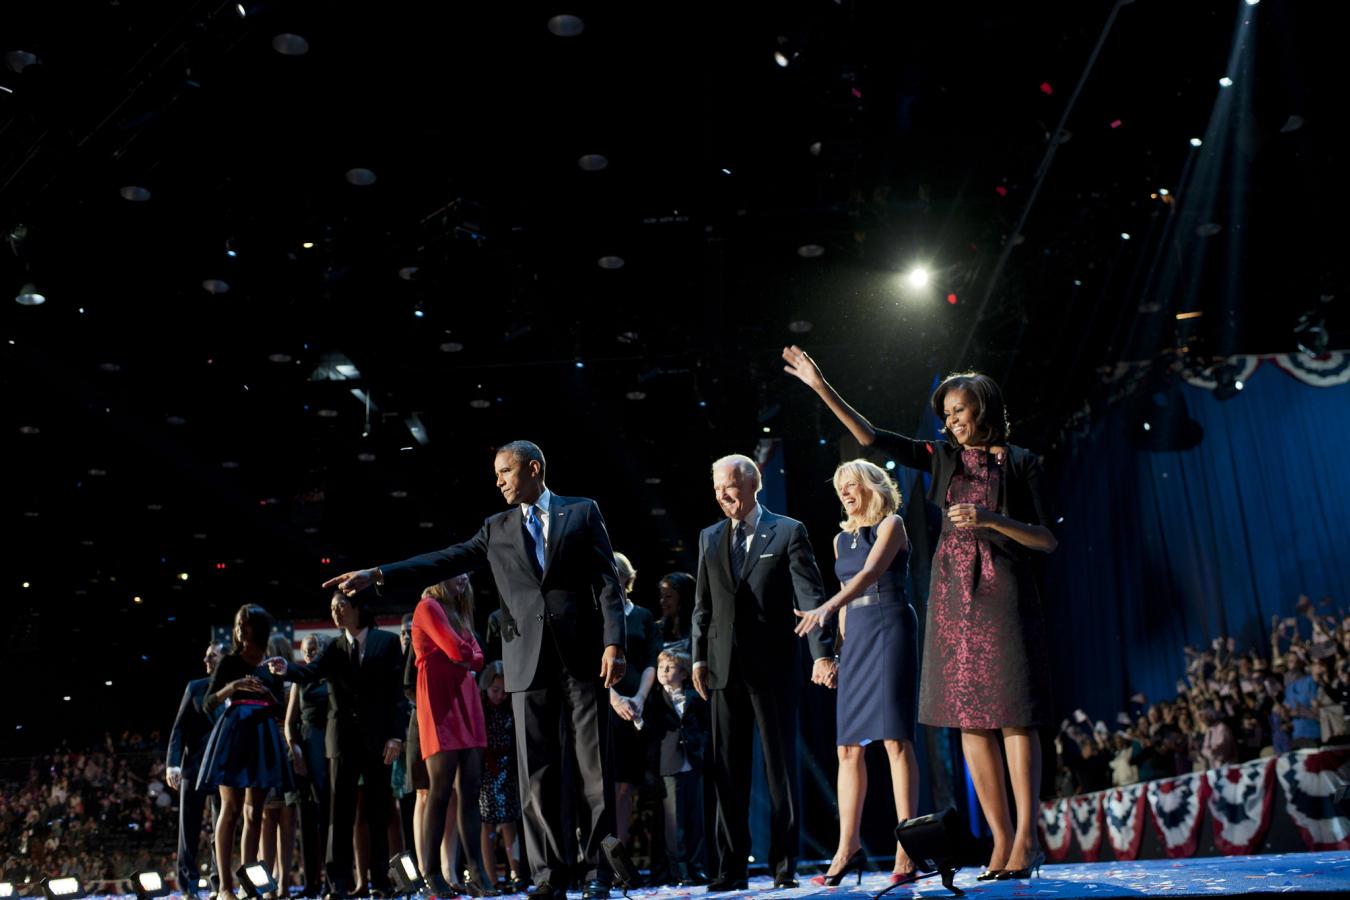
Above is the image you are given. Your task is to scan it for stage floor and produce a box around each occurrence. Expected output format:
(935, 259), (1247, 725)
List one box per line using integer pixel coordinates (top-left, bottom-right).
(622, 852), (1350, 898)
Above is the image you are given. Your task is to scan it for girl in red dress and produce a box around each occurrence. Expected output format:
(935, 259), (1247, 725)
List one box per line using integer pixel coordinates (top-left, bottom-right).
(413, 575), (497, 897)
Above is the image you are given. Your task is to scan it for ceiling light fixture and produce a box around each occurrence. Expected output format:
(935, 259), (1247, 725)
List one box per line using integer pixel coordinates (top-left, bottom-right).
(345, 168), (377, 186)
(272, 34), (310, 55)
(202, 279), (230, 293)
(597, 256), (625, 269)
(578, 154), (609, 171)
(797, 245), (824, 258)
(119, 186), (151, 202)
(15, 283), (45, 305)
(547, 15), (585, 37)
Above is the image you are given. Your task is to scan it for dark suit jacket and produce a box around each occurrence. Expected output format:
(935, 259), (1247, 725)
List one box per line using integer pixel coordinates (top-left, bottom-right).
(287, 627), (409, 759)
(167, 677), (218, 778)
(691, 507), (834, 690)
(871, 430), (1056, 530)
(379, 494), (626, 693)
(657, 686), (709, 776)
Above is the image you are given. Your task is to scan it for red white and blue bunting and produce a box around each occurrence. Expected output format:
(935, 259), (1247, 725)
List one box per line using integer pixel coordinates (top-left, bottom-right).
(1105, 784), (1148, 861)
(1038, 797), (1073, 862)
(1146, 771), (1211, 858)
(1206, 758), (1277, 856)
(1181, 351), (1350, 390)
(1275, 747), (1350, 851)
(1067, 792), (1105, 862)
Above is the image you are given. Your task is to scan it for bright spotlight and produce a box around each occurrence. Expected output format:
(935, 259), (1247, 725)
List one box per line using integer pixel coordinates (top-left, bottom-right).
(907, 268), (929, 287)
(1159, 188), (1169, 195)
(1120, 233), (1131, 240)
(1190, 138), (1203, 147)
(1234, 380), (1244, 390)
(1244, 0), (1259, 5)
(774, 52), (789, 67)
(1218, 77), (1233, 87)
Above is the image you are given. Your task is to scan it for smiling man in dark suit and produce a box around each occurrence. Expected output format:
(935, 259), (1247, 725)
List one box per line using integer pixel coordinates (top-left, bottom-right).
(268, 593), (408, 900)
(167, 640), (226, 899)
(691, 453), (836, 892)
(323, 440), (628, 900)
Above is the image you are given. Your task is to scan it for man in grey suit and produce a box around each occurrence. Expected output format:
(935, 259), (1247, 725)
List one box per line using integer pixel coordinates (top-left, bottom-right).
(691, 454), (837, 891)
(323, 441), (627, 900)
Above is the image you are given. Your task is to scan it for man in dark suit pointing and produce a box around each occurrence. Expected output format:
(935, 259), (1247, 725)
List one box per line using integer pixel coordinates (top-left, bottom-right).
(691, 454), (836, 891)
(167, 640), (225, 898)
(324, 441), (628, 900)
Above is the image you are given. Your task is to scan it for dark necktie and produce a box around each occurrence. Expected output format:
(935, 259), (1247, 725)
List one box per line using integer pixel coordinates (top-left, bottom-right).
(349, 636), (360, 671)
(730, 521), (747, 585)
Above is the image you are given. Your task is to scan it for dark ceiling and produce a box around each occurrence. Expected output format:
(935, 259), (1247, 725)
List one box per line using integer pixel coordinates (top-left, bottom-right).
(0, 0), (1339, 751)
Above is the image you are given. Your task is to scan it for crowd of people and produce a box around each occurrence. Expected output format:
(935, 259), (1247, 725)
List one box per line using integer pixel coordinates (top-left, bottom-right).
(1052, 605), (1350, 797)
(0, 734), (178, 891)
(7, 356), (1074, 896)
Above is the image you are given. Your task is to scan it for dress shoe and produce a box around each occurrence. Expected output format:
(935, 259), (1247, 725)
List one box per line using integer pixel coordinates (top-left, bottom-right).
(580, 880), (610, 900)
(677, 873), (710, 888)
(995, 849), (1045, 880)
(462, 882), (502, 898)
(525, 884), (559, 900)
(809, 848), (865, 888)
(507, 879), (529, 895)
(704, 874), (749, 892)
(773, 876), (799, 889)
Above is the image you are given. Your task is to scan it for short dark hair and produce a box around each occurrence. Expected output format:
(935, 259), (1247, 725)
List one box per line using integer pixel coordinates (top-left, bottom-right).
(497, 440), (546, 477)
(931, 372), (1010, 447)
(232, 605), (271, 654)
(332, 590), (377, 631)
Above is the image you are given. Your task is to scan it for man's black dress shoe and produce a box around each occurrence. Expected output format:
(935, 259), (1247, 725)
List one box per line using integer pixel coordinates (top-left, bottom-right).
(705, 875), (749, 892)
(525, 884), (558, 900)
(773, 876), (799, 889)
(580, 880), (610, 900)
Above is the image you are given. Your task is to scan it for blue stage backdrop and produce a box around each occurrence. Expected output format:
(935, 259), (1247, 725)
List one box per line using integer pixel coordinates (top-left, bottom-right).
(1041, 366), (1350, 721)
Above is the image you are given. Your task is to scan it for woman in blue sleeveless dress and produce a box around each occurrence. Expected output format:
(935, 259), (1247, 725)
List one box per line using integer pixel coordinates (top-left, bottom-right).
(795, 459), (920, 885)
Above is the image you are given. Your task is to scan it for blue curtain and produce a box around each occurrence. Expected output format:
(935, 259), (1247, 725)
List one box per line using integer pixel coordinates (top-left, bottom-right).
(1042, 368), (1350, 719)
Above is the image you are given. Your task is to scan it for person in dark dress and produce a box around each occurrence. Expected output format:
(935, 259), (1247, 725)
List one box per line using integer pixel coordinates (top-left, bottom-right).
(197, 605), (294, 896)
(478, 660), (524, 893)
(784, 347), (1058, 881)
(795, 459), (920, 885)
(656, 572), (696, 656)
(285, 634), (331, 898)
(609, 552), (662, 848)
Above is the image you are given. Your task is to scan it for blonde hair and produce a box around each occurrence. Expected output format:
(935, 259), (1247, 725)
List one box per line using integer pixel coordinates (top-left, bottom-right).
(659, 648), (692, 672)
(833, 458), (902, 533)
(613, 552), (637, 595)
(423, 577), (475, 637)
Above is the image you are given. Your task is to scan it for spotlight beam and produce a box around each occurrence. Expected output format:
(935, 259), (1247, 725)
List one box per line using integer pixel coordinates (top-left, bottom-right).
(952, 0), (1133, 371)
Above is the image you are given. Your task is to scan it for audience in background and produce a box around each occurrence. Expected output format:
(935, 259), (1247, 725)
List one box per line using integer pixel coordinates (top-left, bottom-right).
(1052, 603), (1350, 796)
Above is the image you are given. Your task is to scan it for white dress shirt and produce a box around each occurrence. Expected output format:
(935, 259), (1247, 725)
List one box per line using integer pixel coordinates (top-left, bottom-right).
(521, 488), (554, 552)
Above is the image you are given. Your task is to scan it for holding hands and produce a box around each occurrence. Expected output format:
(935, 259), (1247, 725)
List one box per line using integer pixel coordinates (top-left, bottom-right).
(610, 690), (644, 722)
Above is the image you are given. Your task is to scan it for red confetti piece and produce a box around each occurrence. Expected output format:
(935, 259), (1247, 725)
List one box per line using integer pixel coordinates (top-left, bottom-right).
(947, 293), (958, 304)
(1040, 82), (1053, 94)
(1110, 119), (1122, 128)
(996, 186), (1007, 196)
(851, 87), (862, 98)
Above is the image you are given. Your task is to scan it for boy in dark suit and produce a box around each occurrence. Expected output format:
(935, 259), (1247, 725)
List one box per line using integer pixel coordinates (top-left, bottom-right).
(655, 649), (709, 887)
(166, 640), (225, 898)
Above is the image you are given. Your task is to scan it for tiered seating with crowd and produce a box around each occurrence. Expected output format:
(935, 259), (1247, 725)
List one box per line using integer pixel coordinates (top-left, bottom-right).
(1053, 603), (1350, 797)
(0, 733), (178, 891)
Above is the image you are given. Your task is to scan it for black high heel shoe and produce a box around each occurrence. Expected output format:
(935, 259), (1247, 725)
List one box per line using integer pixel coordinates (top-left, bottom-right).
(975, 869), (1004, 882)
(810, 849), (867, 887)
(995, 850), (1045, 880)
(425, 872), (464, 899)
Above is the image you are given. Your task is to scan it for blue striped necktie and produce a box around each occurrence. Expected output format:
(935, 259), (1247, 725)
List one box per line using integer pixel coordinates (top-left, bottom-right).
(730, 521), (747, 584)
